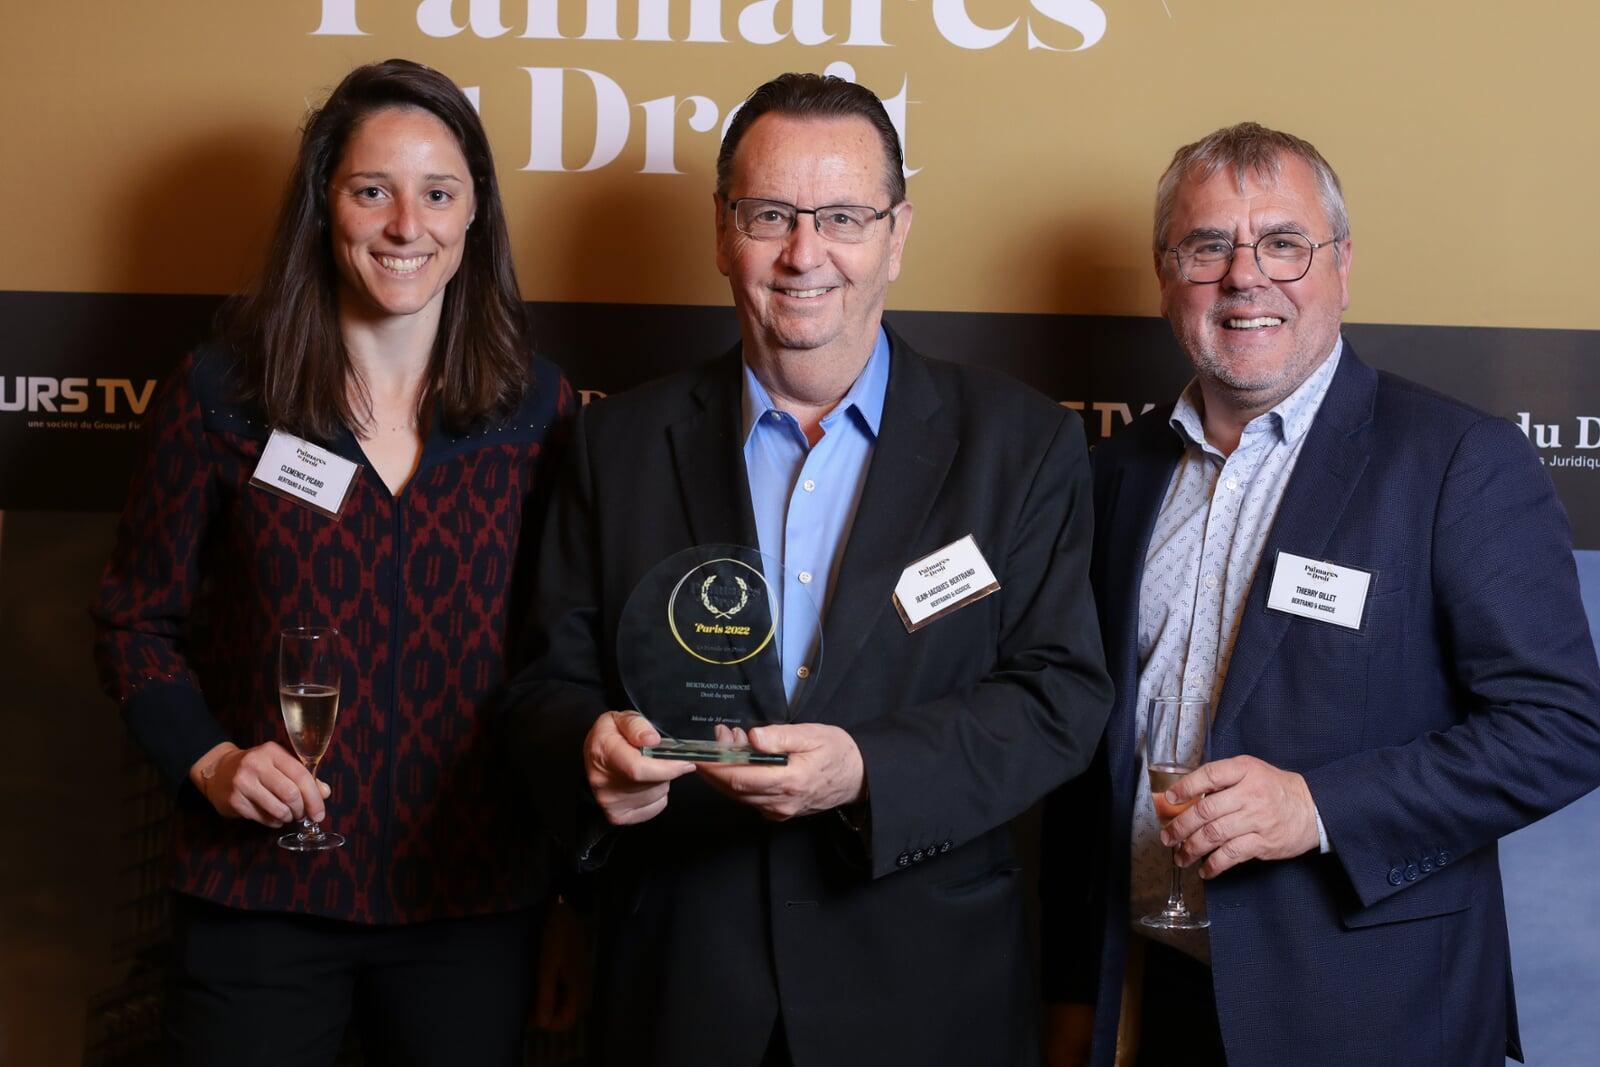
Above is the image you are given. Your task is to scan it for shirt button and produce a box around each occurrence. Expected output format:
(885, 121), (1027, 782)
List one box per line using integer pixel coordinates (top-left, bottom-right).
(802, 479), (816, 492)
(1204, 574), (1218, 590)
(796, 665), (810, 679)
(798, 571), (813, 584)
(1225, 477), (1238, 491)
(768, 411), (782, 421)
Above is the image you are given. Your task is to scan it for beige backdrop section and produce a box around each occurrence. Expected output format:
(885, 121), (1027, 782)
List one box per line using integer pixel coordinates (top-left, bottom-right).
(2, 1), (1594, 328)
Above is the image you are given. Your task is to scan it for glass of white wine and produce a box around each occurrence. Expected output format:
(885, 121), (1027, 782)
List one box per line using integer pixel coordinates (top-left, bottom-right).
(277, 626), (345, 852)
(1140, 696), (1210, 930)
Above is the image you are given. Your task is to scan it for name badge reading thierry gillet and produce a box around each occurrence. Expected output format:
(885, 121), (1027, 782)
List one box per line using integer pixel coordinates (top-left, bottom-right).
(893, 534), (1001, 633)
(1265, 551), (1374, 630)
(248, 429), (360, 519)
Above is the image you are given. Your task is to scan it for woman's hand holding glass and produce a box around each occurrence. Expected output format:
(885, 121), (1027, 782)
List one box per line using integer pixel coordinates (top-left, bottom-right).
(190, 740), (330, 828)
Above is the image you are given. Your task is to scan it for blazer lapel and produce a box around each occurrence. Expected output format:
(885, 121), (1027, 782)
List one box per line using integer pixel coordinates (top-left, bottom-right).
(665, 349), (760, 550)
(804, 337), (958, 717)
(1211, 348), (1378, 743)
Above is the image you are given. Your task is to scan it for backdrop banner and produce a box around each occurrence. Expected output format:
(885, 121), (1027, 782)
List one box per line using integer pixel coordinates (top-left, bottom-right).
(3, 290), (1597, 545)
(5, 2), (1600, 1064)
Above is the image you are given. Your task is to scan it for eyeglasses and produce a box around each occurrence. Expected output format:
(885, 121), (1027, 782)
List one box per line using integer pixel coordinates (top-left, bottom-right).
(1166, 231), (1339, 284)
(728, 197), (896, 244)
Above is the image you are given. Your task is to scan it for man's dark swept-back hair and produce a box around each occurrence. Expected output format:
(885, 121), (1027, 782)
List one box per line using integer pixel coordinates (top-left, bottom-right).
(716, 73), (906, 205)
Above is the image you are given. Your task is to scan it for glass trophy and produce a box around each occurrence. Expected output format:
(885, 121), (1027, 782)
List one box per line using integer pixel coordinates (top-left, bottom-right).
(617, 544), (821, 765)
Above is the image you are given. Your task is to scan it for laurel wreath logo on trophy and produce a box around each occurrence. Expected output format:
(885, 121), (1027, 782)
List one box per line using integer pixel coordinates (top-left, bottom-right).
(662, 556), (775, 666)
(700, 573), (750, 619)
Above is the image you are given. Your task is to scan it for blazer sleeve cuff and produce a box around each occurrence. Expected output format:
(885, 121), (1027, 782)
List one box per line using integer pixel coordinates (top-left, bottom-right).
(1302, 761), (1431, 908)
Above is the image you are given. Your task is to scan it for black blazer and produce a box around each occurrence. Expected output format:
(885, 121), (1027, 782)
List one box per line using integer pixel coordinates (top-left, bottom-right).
(1042, 346), (1600, 1066)
(503, 328), (1113, 1066)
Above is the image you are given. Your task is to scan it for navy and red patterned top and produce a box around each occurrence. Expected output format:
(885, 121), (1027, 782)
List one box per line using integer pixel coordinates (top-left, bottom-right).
(93, 344), (573, 924)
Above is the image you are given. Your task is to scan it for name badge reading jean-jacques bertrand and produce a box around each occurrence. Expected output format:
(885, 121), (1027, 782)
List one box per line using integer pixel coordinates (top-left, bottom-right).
(893, 534), (1001, 633)
(248, 429), (360, 519)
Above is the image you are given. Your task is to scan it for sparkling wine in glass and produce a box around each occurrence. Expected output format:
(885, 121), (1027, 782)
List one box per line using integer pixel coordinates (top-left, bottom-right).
(277, 626), (345, 852)
(1140, 696), (1209, 930)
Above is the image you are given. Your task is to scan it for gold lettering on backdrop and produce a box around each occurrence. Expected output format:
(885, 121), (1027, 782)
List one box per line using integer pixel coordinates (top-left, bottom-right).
(0, 378), (156, 415)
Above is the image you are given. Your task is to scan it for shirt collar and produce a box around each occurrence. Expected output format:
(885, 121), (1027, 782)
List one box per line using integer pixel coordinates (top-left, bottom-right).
(1170, 336), (1344, 453)
(741, 327), (891, 444)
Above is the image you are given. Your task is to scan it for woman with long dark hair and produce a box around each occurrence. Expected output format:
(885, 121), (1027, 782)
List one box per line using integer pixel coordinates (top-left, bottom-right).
(93, 59), (574, 1064)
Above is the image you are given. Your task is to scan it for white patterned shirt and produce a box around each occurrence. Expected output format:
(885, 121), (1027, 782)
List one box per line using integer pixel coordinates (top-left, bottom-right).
(1129, 340), (1343, 962)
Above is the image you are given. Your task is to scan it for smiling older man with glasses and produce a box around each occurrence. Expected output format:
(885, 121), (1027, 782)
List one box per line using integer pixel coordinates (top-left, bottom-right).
(1041, 121), (1600, 1067)
(502, 71), (1113, 1067)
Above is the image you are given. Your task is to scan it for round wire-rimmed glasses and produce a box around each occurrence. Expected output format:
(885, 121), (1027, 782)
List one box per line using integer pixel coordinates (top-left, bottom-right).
(1166, 231), (1339, 283)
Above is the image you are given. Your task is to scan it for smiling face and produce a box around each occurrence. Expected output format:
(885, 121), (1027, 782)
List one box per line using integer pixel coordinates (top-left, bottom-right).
(1157, 154), (1351, 421)
(715, 113), (911, 390)
(327, 106), (475, 326)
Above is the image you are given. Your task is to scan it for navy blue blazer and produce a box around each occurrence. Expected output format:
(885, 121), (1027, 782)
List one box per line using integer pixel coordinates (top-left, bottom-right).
(1042, 345), (1600, 1066)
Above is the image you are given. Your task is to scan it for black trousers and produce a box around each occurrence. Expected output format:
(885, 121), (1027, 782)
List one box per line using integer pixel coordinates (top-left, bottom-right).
(761, 1015), (793, 1067)
(1135, 939), (1228, 1067)
(166, 894), (539, 1067)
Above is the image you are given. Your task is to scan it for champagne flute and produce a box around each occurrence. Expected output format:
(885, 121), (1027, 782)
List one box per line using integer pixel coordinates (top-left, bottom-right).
(277, 626), (345, 851)
(1140, 696), (1209, 930)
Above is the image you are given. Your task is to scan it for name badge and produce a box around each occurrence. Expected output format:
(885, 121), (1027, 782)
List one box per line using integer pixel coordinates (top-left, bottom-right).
(893, 534), (1001, 633)
(248, 429), (360, 519)
(1265, 551), (1373, 630)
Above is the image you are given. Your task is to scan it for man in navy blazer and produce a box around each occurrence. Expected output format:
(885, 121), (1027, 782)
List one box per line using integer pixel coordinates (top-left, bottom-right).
(1042, 123), (1600, 1066)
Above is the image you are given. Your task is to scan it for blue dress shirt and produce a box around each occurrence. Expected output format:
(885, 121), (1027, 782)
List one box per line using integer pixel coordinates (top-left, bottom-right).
(741, 328), (890, 706)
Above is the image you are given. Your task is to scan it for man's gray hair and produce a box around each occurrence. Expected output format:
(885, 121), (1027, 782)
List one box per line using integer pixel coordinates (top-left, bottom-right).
(1153, 122), (1350, 255)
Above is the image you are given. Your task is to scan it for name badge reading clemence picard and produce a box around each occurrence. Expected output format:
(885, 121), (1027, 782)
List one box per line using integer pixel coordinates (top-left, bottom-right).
(249, 429), (360, 519)
(1265, 551), (1373, 630)
(893, 534), (1001, 633)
